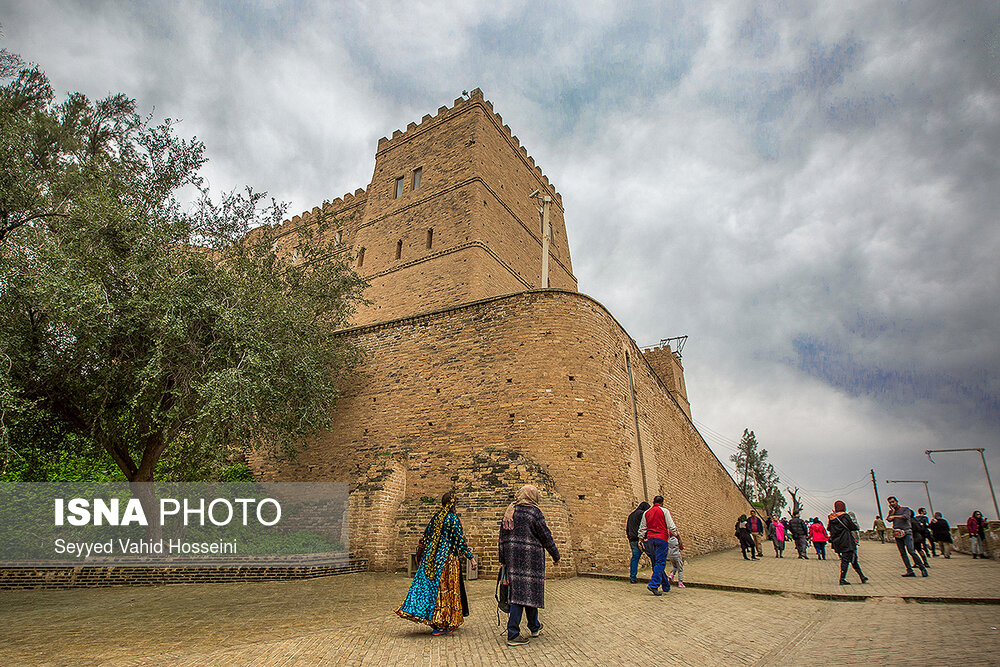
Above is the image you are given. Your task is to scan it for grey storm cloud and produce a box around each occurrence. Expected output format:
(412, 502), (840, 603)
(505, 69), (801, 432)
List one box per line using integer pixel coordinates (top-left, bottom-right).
(1, 0), (997, 523)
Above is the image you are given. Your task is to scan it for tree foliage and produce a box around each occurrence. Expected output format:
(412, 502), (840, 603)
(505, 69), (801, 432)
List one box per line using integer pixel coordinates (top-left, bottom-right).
(0, 52), (368, 483)
(730, 428), (787, 516)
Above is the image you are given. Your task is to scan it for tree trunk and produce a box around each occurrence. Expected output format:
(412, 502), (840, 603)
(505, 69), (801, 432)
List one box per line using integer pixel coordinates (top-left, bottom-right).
(786, 487), (801, 516)
(129, 477), (163, 544)
(128, 432), (168, 543)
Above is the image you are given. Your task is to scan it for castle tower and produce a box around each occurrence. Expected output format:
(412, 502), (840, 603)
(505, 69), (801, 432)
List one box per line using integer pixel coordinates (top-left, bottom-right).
(258, 91), (749, 574)
(642, 344), (691, 418)
(272, 89), (577, 326)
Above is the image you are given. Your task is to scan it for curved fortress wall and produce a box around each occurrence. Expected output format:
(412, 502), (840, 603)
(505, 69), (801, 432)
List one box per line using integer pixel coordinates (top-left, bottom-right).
(255, 290), (749, 574)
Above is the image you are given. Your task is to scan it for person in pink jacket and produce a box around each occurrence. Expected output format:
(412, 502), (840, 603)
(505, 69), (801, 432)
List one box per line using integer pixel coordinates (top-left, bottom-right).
(809, 519), (829, 560)
(767, 516), (786, 558)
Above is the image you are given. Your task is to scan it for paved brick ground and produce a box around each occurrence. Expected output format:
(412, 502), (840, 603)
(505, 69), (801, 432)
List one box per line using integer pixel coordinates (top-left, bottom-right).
(617, 540), (1000, 601)
(1, 543), (997, 666)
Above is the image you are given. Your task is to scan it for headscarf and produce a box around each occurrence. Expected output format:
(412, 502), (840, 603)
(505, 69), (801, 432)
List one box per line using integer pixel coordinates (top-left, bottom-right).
(423, 493), (457, 578)
(828, 499), (847, 523)
(501, 485), (540, 530)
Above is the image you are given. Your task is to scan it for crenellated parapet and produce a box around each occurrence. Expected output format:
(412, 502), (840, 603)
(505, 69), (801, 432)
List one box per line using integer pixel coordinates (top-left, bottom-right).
(270, 187), (369, 240)
(375, 88), (561, 206)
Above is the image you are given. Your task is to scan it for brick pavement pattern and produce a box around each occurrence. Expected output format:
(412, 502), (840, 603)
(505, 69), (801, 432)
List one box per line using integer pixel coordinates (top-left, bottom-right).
(1, 544), (997, 666)
(624, 540), (1000, 601)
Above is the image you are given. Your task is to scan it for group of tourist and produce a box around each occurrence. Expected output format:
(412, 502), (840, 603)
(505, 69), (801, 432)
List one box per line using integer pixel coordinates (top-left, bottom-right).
(734, 505), (868, 584)
(394, 485), (992, 646)
(873, 506), (959, 559)
(884, 499), (991, 572)
(394, 485), (560, 646)
(735, 497), (990, 583)
(626, 496), (685, 595)
(734, 509), (834, 561)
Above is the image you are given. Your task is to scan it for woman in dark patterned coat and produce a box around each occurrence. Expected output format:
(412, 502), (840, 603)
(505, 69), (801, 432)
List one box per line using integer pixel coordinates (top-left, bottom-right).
(498, 484), (560, 646)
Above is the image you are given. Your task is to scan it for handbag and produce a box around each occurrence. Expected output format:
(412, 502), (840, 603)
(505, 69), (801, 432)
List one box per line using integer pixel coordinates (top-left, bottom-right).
(495, 565), (510, 625)
(892, 528), (905, 539)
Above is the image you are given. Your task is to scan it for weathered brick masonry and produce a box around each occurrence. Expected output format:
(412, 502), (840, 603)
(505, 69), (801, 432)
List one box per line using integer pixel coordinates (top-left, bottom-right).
(253, 89), (750, 575)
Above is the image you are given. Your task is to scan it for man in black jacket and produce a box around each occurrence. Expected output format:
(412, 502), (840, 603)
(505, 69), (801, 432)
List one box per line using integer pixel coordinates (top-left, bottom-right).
(626, 501), (650, 583)
(915, 507), (936, 557)
(930, 512), (953, 558)
(787, 512), (809, 559)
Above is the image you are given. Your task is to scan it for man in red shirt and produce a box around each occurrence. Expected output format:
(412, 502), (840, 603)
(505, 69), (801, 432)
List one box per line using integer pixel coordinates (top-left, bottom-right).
(638, 495), (679, 595)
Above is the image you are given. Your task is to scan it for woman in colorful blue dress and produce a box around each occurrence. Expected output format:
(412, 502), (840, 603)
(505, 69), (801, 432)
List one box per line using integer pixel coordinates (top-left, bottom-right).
(395, 491), (477, 635)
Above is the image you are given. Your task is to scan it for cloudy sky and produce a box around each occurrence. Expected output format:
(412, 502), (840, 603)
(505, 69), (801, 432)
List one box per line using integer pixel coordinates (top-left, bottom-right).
(3, 0), (998, 526)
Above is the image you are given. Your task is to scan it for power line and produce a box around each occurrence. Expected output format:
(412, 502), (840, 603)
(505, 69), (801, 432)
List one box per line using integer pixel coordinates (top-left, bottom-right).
(696, 421), (892, 517)
(692, 419), (874, 515)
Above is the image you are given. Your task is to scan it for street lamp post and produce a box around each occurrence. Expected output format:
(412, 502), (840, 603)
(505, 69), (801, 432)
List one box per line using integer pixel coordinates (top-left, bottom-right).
(925, 448), (1000, 520)
(885, 480), (934, 516)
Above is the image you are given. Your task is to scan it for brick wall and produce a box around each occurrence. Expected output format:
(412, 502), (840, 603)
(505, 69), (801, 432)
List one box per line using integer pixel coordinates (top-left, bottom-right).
(0, 561), (368, 590)
(950, 522), (1000, 560)
(252, 290), (751, 574)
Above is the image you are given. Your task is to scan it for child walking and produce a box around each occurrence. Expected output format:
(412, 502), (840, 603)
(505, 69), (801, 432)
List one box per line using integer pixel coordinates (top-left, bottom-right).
(667, 535), (685, 588)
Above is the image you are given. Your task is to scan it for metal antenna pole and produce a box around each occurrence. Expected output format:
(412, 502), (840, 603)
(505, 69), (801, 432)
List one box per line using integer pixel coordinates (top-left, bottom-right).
(979, 450), (999, 520)
(925, 448), (1000, 520)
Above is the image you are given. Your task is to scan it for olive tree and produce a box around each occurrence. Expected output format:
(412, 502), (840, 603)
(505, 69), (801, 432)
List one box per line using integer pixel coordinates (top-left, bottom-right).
(0, 52), (367, 484)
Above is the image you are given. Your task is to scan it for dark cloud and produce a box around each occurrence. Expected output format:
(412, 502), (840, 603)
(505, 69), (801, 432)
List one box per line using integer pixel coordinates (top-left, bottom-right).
(1, 0), (997, 523)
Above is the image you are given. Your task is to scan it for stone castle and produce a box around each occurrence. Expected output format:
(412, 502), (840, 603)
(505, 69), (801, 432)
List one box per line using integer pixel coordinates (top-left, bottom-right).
(254, 89), (750, 574)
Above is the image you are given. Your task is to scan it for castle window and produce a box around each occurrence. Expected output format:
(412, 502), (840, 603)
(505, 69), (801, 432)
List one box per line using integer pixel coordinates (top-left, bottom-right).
(412, 167), (422, 191)
(396, 239), (403, 260)
(357, 247), (365, 268)
(394, 177), (404, 198)
(334, 230), (342, 246)
(426, 228), (433, 249)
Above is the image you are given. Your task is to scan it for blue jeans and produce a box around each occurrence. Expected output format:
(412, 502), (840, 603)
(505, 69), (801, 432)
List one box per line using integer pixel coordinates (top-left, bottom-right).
(647, 538), (670, 591)
(507, 603), (539, 640)
(795, 536), (809, 556)
(895, 533), (925, 573)
(629, 540), (642, 579)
